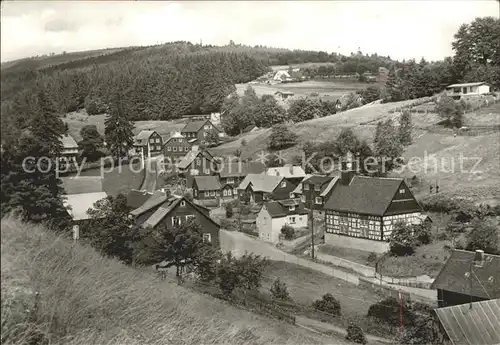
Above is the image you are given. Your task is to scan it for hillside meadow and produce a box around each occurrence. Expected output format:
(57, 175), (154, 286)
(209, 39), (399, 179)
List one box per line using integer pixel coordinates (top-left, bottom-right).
(1, 217), (334, 345)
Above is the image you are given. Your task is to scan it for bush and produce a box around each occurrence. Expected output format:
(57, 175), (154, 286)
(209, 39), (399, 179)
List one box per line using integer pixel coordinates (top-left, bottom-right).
(281, 224), (295, 240)
(367, 252), (378, 263)
(267, 124), (298, 151)
(465, 218), (499, 254)
(414, 222), (432, 245)
(389, 222), (416, 256)
(367, 297), (417, 327)
(270, 278), (291, 301)
(220, 219), (237, 231)
(345, 322), (367, 344)
(312, 293), (341, 316)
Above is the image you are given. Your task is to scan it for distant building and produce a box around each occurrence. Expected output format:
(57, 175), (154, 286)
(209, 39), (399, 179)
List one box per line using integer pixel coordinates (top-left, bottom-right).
(301, 175), (338, 210)
(163, 132), (191, 161)
(238, 173), (295, 204)
(176, 147), (218, 188)
(435, 298), (500, 345)
(192, 175), (222, 208)
(218, 161), (266, 199)
(274, 91), (294, 100)
(180, 119), (221, 146)
(60, 134), (79, 164)
(273, 70), (293, 82)
(431, 249), (500, 308)
(256, 199), (308, 243)
(265, 164), (306, 186)
(446, 82), (491, 99)
(129, 189), (220, 248)
(242, 124), (260, 133)
(181, 113), (221, 124)
(133, 130), (163, 157)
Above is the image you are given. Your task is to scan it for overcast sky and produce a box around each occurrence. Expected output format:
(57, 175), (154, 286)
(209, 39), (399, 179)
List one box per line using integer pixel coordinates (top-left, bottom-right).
(1, 1), (498, 63)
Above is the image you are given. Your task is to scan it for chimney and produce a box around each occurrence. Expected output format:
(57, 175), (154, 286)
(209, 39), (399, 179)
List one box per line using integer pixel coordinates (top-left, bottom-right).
(340, 151), (356, 186)
(474, 249), (485, 267)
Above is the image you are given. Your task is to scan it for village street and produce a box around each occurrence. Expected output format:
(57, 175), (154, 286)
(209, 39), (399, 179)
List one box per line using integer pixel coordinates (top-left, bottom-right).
(220, 230), (437, 302)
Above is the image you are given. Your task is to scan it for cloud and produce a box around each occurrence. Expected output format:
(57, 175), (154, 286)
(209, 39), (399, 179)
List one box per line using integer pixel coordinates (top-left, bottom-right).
(0, 1), (498, 62)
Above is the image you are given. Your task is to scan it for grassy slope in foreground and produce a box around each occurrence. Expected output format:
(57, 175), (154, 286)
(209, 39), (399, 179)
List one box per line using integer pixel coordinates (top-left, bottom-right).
(1, 218), (335, 345)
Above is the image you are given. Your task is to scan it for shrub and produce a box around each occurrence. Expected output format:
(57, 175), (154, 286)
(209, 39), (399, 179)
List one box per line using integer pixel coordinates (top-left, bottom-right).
(312, 293), (341, 316)
(367, 252), (378, 263)
(220, 219), (237, 231)
(270, 278), (291, 301)
(389, 222), (416, 256)
(267, 124), (298, 151)
(414, 222), (432, 245)
(367, 297), (417, 327)
(345, 322), (367, 344)
(465, 218), (499, 254)
(241, 138), (247, 146)
(281, 224), (295, 240)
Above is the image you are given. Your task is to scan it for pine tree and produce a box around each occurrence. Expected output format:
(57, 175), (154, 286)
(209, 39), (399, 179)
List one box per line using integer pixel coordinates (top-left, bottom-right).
(398, 110), (413, 146)
(104, 93), (134, 160)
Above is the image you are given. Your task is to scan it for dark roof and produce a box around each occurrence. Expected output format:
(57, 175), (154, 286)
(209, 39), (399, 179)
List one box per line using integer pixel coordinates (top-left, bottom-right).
(127, 189), (153, 209)
(134, 130), (157, 146)
(177, 149), (213, 169)
(181, 120), (208, 133)
(193, 176), (221, 191)
(142, 196), (220, 228)
(431, 250), (500, 299)
(130, 190), (168, 216)
(325, 176), (409, 216)
(242, 124), (258, 133)
(263, 199), (308, 218)
(219, 161), (266, 178)
(435, 298), (500, 345)
(304, 175), (334, 186)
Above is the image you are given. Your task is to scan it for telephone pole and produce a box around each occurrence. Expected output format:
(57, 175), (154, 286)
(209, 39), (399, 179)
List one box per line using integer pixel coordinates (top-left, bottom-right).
(310, 189), (315, 260)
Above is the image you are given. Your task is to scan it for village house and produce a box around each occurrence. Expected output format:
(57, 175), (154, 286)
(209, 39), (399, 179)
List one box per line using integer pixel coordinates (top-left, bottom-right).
(291, 174), (312, 201)
(274, 91), (294, 100)
(242, 124), (260, 133)
(60, 134), (79, 164)
(431, 249), (500, 308)
(301, 175), (338, 210)
(238, 173), (296, 204)
(162, 132), (191, 162)
(273, 70), (293, 82)
(180, 119), (221, 146)
(62, 177), (107, 240)
(446, 82), (491, 99)
(265, 164), (306, 186)
(133, 130), (163, 157)
(256, 199), (308, 244)
(323, 159), (425, 253)
(129, 189), (220, 247)
(192, 175), (222, 208)
(218, 161), (266, 195)
(176, 146), (218, 188)
(434, 298), (500, 345)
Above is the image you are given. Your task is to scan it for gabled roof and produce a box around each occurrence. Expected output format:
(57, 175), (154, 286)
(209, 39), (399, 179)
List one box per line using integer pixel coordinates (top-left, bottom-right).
(193, 176), (221, 191)
(447, 82), (489, 88)
(134, 130), (157, 146)
(163, 132), (187, 145)
(60, 134), (78, 149)
(130, 190), (168, 216)
(324, 176), (409, 216)
(141, 196), (220, 229)
(265, 165), (306, 179)
(435, 299), (500, 345)
(292, 174), (313, 194)
(127, 189), (153, 209)
(263, 199), (308, 218)
(304, 175), (333, 186)
(238, 174), (284, 193)
(431, 250), (500, 299)
(181, 120), (209, 133)
(219, 161), (266, 178)
(64, 192), (108, 221)
(320, 176), (339, 197)
(176, 149), (213, 170)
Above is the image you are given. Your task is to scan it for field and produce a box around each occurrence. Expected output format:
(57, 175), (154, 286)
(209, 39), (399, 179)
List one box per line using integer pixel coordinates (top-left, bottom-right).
(1, 217), (333, 345)
(236, 80), (367, 101)
(463, 101), (500, 126)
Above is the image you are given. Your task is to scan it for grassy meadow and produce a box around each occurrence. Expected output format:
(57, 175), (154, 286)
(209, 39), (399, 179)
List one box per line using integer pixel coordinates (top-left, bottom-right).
(1, 217), (334, 345)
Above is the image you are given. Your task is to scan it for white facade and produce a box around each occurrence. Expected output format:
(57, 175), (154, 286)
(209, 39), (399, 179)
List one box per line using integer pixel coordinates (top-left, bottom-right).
(381, 212), (423, 240)
(446, 83), (490, 97)
(256, 207), (308, 244)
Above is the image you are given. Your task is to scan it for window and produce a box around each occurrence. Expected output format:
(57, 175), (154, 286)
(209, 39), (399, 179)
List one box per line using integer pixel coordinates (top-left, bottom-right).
(399, 189), (405, 194)
(149, 138), (155, 143)
(204, 169), (210, 174)
(204, 132), (207, 137)
(173, 147), (177, 152)
(186, 214), (195, 222)
(280, 181), (286, 188)
(233, 188), (238, 195)
(289, 192), (295, 198)
(210, 191), (216, 196)
(314, 185), (321, 191)
(180, 200), (186, 206)
(315, 197), (322, 204)
(300, 195), (306, 202)
(227, 177), (235, 184)
(185, 147), (189, 152)
(194, 189), (198, 197)
(167, 146), (172, 151)
(155, 138), (160, 143)
(203, 191), (208, 198)
(178, 138), (182, 143)
(289, 216), (296, 224)
(289, 205), (295, 211)
(171, 216), (181, 227)
(223, 189), (228, 196)
(203, 233), (211, 243)
(196, 158), (201, 165)
(263, 194), (269, 201)
(303, 184), (309, 190)
(156, 146), (161, 151)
